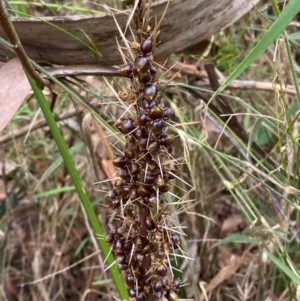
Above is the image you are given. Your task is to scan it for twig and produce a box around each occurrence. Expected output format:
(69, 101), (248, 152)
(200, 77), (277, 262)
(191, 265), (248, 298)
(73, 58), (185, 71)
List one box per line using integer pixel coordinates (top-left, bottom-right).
(45, 65), (120, 78)
(166, 61), (297, 95)
(0, 99), (104, 144)
(82, 113), (101, 181)
(0, 0), (49, 86)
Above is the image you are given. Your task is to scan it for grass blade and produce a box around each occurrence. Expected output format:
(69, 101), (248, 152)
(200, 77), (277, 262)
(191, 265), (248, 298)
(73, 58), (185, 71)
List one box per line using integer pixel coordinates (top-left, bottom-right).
(213, 0), (300, 97)
(27, 75), (129, 300)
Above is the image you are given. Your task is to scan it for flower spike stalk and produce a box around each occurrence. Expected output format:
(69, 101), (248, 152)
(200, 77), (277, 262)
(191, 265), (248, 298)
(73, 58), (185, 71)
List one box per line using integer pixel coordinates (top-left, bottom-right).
(105, 1), (183, 300)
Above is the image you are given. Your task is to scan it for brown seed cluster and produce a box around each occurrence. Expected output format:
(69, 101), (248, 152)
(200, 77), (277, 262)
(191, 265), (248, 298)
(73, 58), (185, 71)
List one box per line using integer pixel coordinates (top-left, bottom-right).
(105, 1), (182, 300)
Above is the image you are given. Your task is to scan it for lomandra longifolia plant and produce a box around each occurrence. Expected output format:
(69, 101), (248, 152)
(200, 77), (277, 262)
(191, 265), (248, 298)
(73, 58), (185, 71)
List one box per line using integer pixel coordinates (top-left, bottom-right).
(105, 1), (186, 300)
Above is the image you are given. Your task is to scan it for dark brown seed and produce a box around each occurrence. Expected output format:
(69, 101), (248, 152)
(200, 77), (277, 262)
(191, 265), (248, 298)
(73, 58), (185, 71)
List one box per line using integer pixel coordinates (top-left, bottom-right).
(147, 140), (160, 155)
(126, 274), (135, 286)
(158, 99), (166, 108)
(143, 99), (157, 110)
(160, 134), (174, 147)
(134, 251), (144, 262)
(154, 291), (163, 299)
(139, 137), (148, 149)
(126, 134), (135, 143)
(129, 162), (139, 175)
(143, 174), (155, 185)
(138, 185), (153, 197)
(172, 279), (181, 289)
(114, 239), (124, 251)
(163, 107), (174, 119)
(125, 148), (134, 159)
(140, 39), (153, 55)
(117, 262), (129, 270)
(138, 70), (151, 83)
(161, 277), (169, 289)
(149, 119), (164, 134)
(108, 224), (117, 233)
(145, 217), (155, 231)
(121, 118), (135, 134)
(143, 84), (158, 100)
(115, 253), (126, 264)
(125, 142), (136, 159)
(116, 227), (125, 237)
(147, 195), (157, 207)
(167, 290), (179, 301)
(129, 186), (139, 200)
(128, 287), (137, 298)
(138, 112), (150, 126)
(118, 168), (130, 179)
(115, 185), (129, 196)
(171, 233), (181, 249)
(153, 280), (162, 292)
(134, 56), (150, 73)
(105, 233), (115, 244)
(113, 155), (126, 168)
(150, 65), (157, 76)
(133, 235), (146, 246)
(155, 265), (167, 277)
(149, 105), (163, 120)
(153, 175), (171, 193)
(107, 189), (118, 199)
(148, 160), (158, 171)
(119, 64), (133, 78)
(108, 198), (120, 209)
(134, 127), (146, 139)
(123, 240), (132, 251)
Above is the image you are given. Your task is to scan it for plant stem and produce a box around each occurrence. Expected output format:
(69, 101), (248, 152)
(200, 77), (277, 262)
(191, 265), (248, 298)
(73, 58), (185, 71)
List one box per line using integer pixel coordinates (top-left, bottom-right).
(0, 0), (49, 86)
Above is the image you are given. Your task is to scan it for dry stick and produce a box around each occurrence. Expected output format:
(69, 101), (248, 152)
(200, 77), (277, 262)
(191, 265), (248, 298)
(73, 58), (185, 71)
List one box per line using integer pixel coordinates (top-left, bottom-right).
(82, 113), (101, 182)
(167, 61), (297, 95)
(0, 99), (104, 144)
(0, 0), (49, 86)
(45, 65), (120, 78)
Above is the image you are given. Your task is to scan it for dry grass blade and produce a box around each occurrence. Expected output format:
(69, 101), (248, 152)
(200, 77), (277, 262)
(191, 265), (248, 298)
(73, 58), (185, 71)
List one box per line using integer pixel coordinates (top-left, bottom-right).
(151, 0), (170, 55)
(125, 0), (141, 33)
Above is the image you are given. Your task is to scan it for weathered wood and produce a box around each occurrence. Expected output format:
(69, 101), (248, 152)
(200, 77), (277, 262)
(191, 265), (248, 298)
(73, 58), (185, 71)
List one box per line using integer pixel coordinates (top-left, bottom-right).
(0, 0), (260, 66)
